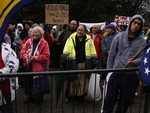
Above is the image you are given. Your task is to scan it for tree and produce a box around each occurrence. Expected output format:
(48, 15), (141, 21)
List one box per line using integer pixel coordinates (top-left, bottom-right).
(11, 0), (150, 25)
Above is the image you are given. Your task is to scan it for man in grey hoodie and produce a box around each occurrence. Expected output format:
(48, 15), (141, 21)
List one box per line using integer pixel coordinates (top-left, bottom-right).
(101, 15), (146, 113)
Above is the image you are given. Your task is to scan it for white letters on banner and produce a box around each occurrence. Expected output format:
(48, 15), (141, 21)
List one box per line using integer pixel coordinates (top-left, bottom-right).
(114, 15), (131, 25)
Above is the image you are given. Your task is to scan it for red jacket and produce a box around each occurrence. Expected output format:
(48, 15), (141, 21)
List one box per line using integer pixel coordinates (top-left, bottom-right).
(89, 33), (104, 58)
(44, 31), (53, 48)
(20, 37), (50, 72)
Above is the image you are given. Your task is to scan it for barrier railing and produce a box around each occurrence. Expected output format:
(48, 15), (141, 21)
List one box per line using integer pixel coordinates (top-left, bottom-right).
(0, 67), (149, 113)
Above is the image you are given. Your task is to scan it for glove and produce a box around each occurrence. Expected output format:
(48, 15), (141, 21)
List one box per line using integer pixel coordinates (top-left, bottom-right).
(60, 54), (67, 66)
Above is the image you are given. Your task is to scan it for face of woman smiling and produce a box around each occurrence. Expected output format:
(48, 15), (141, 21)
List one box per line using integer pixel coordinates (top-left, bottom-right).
(32, 28), (42, 39)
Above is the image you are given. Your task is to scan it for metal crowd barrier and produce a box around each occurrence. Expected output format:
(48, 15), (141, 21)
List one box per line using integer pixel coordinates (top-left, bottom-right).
(0, 68), (149, 113)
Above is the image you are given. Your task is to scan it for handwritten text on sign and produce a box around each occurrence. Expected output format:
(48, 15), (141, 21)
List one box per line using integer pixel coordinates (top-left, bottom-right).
(45, 4), (69, 24)
(114, 15), (131, 25)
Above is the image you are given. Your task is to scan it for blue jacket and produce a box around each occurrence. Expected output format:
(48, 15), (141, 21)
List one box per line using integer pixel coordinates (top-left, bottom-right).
(101, 32), (118, 53)
(101, 32), (118, 65)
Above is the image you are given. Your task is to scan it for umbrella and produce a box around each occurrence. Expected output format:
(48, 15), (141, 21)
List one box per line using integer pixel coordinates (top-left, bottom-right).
(53, 67), (67, 108)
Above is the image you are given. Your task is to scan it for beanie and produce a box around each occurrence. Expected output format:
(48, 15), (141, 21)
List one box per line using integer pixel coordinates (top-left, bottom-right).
(106, 24), (116, 31)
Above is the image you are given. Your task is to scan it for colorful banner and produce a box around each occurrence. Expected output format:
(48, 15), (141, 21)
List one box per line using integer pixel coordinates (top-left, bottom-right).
(0, 0), (35, 40)
(114, 15), (131, 26)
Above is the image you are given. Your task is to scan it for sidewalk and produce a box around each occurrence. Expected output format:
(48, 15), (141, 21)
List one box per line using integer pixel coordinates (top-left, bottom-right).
(15, 83), (145, 113)
(2, 66), (146, 113)
(16, 87), (102, 113)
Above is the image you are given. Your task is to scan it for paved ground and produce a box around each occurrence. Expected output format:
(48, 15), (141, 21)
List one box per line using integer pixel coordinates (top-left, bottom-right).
(0, 67), (148, 113)
(15, 82), (146, 113)
(16, 87), (102, 113)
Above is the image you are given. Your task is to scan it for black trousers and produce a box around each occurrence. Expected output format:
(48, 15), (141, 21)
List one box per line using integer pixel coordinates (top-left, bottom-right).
(0, 94), (15, 113)
(102, 72), (139, 113)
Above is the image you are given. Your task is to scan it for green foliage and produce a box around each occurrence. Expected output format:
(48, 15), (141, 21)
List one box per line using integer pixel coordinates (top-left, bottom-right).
(11, 0), (150, 24)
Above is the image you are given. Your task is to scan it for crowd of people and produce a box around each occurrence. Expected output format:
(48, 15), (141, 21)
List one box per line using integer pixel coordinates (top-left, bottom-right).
(0, 14), (149, 113)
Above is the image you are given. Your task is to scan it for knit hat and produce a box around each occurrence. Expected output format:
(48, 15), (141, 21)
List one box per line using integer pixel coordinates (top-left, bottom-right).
(106, 24), (116, 31)
(6, 25), (14, 35)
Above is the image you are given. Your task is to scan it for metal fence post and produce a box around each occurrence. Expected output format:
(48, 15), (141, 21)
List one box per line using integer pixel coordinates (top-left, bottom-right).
(144, 86), (150, 113)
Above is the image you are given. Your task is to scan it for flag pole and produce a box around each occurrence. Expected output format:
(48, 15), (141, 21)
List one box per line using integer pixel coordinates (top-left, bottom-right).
(124, 35), (150, 68)
(124, 45), (147, 68)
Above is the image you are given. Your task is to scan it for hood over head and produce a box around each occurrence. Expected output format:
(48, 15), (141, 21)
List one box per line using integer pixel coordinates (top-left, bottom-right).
(17, 23), (24, 30)
(125, 14), (144, 37)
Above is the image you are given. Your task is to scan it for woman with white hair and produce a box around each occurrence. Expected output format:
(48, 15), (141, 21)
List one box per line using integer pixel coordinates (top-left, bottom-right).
(20, 26), (50, 105)
(15, 23), (24, 38)
(13, 23), (24, 53)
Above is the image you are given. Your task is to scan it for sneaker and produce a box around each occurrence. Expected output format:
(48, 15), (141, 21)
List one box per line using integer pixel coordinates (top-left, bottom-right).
(64, 97), (70, 103)
(135, 92), (138, 96)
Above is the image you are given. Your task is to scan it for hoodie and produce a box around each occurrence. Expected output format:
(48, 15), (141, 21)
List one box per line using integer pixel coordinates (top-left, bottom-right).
(15, 23), (24, 37)
(107, 14), (146, 69)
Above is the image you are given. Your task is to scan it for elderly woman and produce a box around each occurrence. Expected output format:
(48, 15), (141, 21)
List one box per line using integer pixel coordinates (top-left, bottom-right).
(61, 24), (98, 103)
(20, 26), (50, 105)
